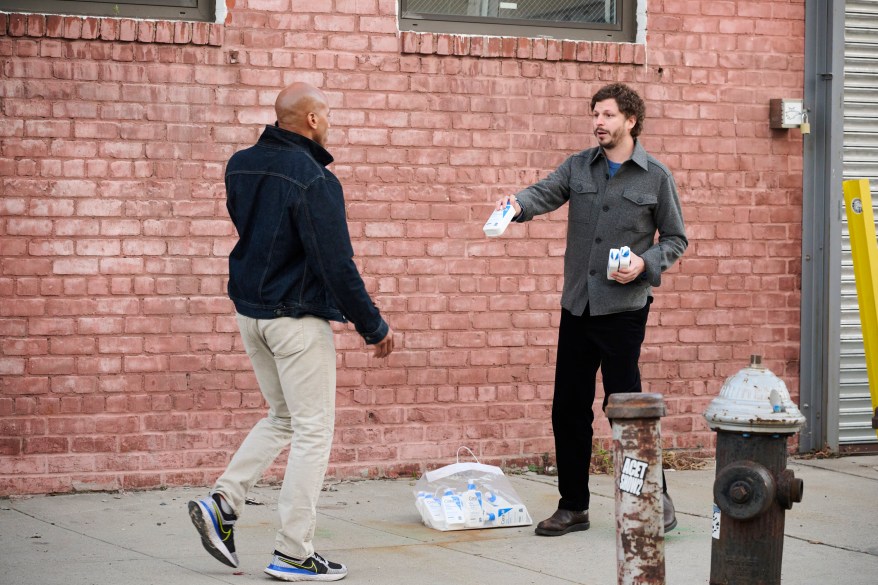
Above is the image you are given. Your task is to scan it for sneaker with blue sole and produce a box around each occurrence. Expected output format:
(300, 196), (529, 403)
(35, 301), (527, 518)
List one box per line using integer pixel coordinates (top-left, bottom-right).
(265, 550), (347, 582)
(188, 493), (239, 568)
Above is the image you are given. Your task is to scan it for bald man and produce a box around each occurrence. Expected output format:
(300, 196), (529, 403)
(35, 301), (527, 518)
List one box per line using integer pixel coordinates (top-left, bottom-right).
(188, 82), (393, 582)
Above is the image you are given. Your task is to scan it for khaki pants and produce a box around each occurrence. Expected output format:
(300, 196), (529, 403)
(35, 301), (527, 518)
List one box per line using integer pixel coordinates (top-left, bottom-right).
(214, 314), (336, 560)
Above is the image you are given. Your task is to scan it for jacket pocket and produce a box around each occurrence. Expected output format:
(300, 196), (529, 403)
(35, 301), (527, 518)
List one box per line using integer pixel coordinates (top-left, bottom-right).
(569, 178), (597, 223)
(620, 190), (657, 233)
(571, 178), (598, 194)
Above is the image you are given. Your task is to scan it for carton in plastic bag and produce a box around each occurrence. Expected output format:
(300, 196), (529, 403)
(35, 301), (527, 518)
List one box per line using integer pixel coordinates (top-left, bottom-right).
(413, 448), (532, 531)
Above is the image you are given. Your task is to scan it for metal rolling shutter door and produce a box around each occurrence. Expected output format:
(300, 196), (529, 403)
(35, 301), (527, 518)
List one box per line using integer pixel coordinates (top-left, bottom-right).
(840, 0), (878, 444)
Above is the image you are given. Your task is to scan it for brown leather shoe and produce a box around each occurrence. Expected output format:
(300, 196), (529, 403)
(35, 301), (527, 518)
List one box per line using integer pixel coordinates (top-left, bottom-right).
(663, 492), (678, 532)
(535, 509), (590, 536)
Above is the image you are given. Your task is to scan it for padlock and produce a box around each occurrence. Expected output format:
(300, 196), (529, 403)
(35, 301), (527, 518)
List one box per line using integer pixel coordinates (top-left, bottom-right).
(800, 110), (810, 134)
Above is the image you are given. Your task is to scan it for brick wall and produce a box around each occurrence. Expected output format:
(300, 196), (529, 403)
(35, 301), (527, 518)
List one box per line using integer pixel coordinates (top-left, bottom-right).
(0, 0), (806, 495)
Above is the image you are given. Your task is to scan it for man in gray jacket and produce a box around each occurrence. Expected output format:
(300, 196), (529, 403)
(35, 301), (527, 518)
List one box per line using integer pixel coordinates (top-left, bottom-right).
(495, 83), (687, 536)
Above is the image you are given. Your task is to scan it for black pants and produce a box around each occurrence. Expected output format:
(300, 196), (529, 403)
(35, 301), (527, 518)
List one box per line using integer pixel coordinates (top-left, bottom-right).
(552, 301), (664, 512)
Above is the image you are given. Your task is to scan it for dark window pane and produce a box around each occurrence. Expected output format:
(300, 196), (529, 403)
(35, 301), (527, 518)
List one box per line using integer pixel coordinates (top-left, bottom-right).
(404, 0), (616, 25)
(0, 0), (213, 22)
(400, 0), (634, 42)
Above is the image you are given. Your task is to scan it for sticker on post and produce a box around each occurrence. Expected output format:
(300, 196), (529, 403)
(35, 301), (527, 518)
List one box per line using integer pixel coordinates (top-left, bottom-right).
(712, 503), (721, 539)
(619, 456), (648, 496)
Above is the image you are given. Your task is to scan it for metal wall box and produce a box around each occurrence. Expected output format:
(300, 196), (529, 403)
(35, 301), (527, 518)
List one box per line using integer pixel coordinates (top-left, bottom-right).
(769, 98), (805, 129)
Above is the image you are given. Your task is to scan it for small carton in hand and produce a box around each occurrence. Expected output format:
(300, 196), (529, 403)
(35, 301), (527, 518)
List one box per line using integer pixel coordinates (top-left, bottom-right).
(483, 201), (515, 237)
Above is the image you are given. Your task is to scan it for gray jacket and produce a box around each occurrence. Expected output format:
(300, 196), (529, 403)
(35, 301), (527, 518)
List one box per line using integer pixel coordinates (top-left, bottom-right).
(514, 141), (687, 317)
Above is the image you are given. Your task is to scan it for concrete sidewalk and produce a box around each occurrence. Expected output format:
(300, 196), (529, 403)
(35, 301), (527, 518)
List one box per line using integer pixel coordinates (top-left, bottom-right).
(2, 455), (877, 585)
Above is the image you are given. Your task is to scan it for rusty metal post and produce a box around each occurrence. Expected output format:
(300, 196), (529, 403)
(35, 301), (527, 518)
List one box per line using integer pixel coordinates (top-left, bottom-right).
(607, 392), (666, 585)
(704, 355), (806, 585)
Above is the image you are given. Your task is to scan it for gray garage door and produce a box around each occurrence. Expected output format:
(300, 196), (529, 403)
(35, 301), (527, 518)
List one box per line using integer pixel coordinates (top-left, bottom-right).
(840, 0), (878, 444)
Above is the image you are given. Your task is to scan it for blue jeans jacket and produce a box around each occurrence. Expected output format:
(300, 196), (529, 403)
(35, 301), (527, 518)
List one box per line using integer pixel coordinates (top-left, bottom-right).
(225, 125), (388, 345)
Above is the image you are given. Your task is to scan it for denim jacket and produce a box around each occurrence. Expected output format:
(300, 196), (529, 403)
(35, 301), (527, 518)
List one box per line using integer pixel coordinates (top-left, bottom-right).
(225, 125), (389, 345)
(514, 141), (688, 317)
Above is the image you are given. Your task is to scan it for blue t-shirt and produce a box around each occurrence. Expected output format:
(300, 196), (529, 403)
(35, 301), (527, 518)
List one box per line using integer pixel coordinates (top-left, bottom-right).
(607, 160), (622, 178)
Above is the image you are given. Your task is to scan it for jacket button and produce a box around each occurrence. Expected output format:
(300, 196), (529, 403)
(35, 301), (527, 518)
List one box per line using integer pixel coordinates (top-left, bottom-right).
(589, 269), (596, 276)
(603, 205), (609, 211)
(637, 197), (643, 203)
(595, 237), (602, 243)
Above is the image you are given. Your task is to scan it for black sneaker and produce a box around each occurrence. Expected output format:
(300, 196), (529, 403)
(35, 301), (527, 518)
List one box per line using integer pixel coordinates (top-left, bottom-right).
(188, 493), (239, 568)
(264, 550), (348, 582)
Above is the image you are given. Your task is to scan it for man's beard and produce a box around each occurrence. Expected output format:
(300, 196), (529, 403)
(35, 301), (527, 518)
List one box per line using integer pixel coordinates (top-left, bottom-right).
(594, 128), (625, 149)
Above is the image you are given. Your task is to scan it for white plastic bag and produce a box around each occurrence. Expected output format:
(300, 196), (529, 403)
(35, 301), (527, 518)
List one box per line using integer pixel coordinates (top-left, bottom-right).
(413, 447), (532, 531)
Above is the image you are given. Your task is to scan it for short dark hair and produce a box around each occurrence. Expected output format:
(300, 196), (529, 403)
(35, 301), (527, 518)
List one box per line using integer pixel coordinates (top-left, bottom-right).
(590, 83), (645, 139)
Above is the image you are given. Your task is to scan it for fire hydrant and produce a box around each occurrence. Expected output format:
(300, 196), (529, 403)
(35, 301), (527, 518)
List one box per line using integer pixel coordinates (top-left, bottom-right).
(703, 355), (806, 585)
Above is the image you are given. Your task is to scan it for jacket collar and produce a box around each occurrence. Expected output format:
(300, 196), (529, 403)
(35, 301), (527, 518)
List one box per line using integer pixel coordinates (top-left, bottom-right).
(588, 140), (649, 171)
(258, 124), (334, 166)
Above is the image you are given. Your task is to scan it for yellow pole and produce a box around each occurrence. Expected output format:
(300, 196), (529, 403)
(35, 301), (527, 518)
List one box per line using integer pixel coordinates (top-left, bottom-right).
(842, 179), (878, 438)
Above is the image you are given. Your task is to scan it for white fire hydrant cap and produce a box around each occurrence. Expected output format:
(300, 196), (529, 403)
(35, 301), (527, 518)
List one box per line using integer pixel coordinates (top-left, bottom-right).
(704, 355), (806, 434)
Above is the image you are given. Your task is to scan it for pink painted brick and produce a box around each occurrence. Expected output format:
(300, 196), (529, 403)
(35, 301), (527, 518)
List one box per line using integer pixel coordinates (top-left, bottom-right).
(485, 36), (502, 58)
(78, 17), (99, 39)
(45, 15), (63, 37)
(418, 33), (435, 54)
(532, 38), (547, 60)
(436, 34), (452, 56)
(576, 41), (592, 61)
(501, 37), (516, 58)
(515, 37), (531, 59)
(155, 21), (174, 43)
(97, 17), (115, 41)
(191, 22), (210, 45)
(8, 13), (25, 36)
(400, 31), (418, 53)
(359, 16), (395, 34)
(452, 35), (470, 56)
(469, 36), (485, 57)
(26, 14), (46, 37)
(117, 19), (136, 42)
(314, 14), (356, 32)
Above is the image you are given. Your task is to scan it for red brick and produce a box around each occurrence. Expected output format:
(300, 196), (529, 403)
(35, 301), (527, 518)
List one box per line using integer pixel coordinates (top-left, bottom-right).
(22, 436), (69, 454)
(173, 22), (192, 44)
(8, 13), (27, 36)
(24, 14), (45, 37)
